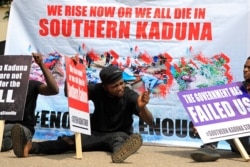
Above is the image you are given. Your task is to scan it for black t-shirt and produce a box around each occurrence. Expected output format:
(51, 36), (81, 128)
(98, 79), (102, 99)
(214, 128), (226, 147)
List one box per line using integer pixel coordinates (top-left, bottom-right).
(241, 80), (249, 93)
(6, 80), (42, 135)
(88, 83), (140, 134)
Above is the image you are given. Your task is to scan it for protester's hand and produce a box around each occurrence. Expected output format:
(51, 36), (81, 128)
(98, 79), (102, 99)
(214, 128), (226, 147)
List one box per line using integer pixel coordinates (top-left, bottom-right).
(71, 54), (79, 65)
(193, 126), (200, 138)
(32, 53), (43, 66)
(193, 126), (198, 134)
(142, 88), (150, 103)
(138, 88), (150, 108)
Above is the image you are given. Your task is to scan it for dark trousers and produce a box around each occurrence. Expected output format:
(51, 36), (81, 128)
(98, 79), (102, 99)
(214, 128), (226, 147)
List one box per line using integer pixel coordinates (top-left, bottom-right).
(203, 136), (250, 153)
(30, 131), (130, 155)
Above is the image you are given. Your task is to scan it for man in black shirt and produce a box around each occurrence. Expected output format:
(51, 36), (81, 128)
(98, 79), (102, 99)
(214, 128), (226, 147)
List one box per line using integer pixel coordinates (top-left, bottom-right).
(25, 64), (154, 163)
(2, 53), (59, 157)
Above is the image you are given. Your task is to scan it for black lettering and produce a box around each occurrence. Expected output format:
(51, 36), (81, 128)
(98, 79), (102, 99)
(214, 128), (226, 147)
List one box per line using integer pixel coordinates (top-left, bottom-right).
(149, 118), (161, 135)
(62, 112), (70, 128)
(162, 118), (174, 136)
(139, 118), (161, 135)
(41, 110), (50, 128)
(139, 118), (148, 134)
(35, 111), (40, 124)
(50, 111), (62, 128)
(137, 117), (194, 138)
(175, 119), (188, 138)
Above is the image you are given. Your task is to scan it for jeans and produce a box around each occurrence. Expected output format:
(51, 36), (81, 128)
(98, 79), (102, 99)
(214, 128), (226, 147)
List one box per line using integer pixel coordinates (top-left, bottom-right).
(1, 123), (32, 151)
(30, 131), (130, 155)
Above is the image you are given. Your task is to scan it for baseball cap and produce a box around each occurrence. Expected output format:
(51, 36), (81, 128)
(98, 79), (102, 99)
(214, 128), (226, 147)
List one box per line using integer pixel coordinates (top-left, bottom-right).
(99, 65), (123, 85)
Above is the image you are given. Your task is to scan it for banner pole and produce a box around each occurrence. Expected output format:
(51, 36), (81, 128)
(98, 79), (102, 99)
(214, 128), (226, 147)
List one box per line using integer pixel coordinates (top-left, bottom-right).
(233, 138), (249, 161)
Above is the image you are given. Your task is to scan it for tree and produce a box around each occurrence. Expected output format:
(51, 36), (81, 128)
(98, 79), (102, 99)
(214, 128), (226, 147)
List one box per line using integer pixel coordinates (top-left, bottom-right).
(1, 0), (11, 20)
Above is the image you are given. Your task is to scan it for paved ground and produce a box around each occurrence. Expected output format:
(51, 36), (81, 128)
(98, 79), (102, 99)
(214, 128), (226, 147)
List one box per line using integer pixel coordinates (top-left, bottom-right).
(1, 144), (250, 167)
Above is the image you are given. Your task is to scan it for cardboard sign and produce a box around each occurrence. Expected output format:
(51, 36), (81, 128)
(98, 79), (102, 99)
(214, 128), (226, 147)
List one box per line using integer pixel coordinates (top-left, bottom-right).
(178, 82), (250, 143)
(65, 56), (91, 135)
(0, 56), (31, 120)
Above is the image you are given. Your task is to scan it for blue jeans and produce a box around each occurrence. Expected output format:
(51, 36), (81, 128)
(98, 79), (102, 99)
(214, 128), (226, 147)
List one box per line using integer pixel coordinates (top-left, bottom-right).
(30, 131), (130, 155)
(1, 123), (32, 151)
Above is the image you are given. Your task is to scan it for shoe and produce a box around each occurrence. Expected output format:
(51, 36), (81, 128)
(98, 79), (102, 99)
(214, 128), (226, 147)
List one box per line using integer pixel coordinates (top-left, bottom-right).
(11, 124), (29, 157)
(190, 147), (221, 162)
(111, 133), (143, 163)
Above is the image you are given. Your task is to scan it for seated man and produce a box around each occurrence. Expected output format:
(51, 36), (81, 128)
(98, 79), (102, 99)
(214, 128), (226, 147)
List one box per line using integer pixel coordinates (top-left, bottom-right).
(1, 53), (59, 157)
(15, 64), (155, 163)
(190, 56), (250, 162)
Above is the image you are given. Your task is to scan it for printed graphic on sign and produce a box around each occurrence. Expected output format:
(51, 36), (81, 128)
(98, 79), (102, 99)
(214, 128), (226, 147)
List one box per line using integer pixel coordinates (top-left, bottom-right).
(178, 82), (250, 143)
(0, 56), (32, 120)
(65, 56), (90, 135)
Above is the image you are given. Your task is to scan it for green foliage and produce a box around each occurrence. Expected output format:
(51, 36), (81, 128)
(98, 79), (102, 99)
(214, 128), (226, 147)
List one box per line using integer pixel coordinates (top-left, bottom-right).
(0, 0), (10, 6)
(1, 0), (11, 20)
(3, 8), (9, 20)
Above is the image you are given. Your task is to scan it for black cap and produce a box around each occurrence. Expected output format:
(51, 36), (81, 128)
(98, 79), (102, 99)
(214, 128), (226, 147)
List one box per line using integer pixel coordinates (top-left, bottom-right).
(99, 65), (123, 85)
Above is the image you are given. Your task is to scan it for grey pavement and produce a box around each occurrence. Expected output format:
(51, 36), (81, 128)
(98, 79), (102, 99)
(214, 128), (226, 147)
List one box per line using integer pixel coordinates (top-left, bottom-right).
(1, 144), (250, 167)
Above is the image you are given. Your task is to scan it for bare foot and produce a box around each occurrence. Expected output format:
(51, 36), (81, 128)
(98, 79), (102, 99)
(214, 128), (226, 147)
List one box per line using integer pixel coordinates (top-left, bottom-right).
(23, 141), (32, 157)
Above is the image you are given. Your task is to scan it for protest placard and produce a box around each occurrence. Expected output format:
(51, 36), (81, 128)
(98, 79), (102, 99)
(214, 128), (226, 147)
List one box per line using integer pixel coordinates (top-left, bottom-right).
(178, 82), (250, 160)
(0, 55), (32, 151)
(65, 56), (90, 158)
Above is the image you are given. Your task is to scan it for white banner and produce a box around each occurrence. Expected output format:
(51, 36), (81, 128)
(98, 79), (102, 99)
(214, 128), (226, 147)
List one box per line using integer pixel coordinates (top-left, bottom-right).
(4, 0), (250, 149)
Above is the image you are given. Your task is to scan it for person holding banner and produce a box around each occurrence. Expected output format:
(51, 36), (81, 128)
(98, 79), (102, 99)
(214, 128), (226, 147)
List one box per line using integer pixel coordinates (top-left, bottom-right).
(2, 53), (59, 157)
(190, 56), (250, 162)
(24, 64), (154, 163)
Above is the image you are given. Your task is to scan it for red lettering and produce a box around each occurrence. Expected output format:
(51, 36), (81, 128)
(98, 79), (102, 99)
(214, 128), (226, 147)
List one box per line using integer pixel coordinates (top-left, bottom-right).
(50, 19), (60, 36)
(74, 20), (83, 37)
(148, 22), (160, 39)
(64, 5), (88, 16)
(175, 23), (187, 40)
(75, 6), (86, 16)
(96, 20), (105, 38)
(194, 8), (206, 19)
(186, 8), (192, 19)
(162, 22), (173, 40)
(38, 19), (131, 39)
(187, 22), (212, 40)
(188, 23), (200, 40)
(200, 23), (212, 40)
(118, 21), (130, 38)
(154, 8), (171, 19)
(61, 20), (72, 37)
(84, 20), (95, 37)
(174, 8), (192, 19)
(39, 19), (49, 36)
(117, 7), (132, 18)
(89, 6), (96, 16)
(89, 6), (115, 17)
(106, 21), (117, 38)
(47, 5), (62, 16)
(106, 21), (130, 39)
(136, 22), (148, 39)
(135, 8), (152, 18)
(64, 6), (71, 16)
(136, 21), (212, 40)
